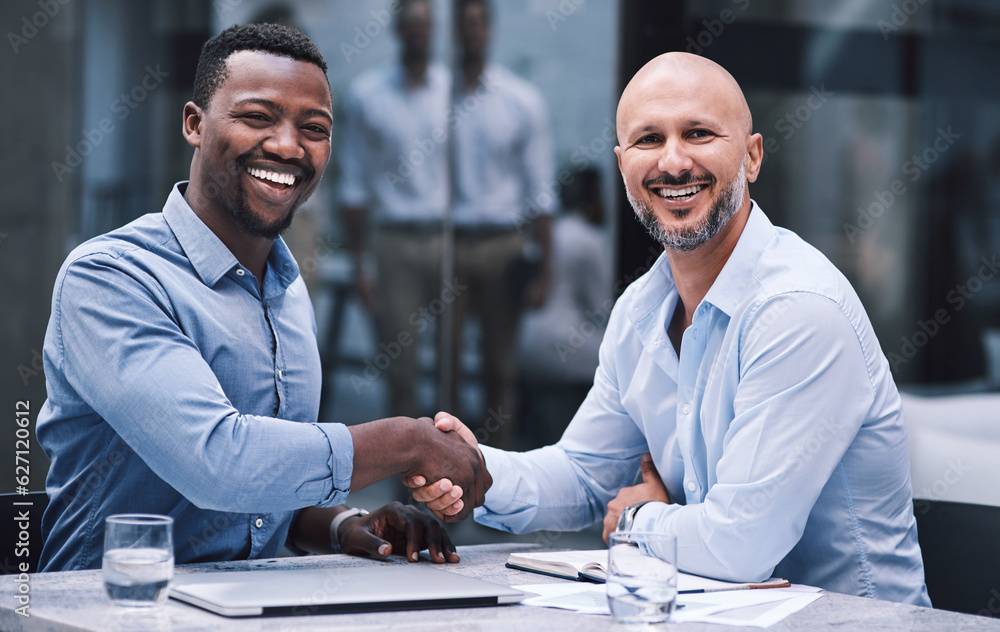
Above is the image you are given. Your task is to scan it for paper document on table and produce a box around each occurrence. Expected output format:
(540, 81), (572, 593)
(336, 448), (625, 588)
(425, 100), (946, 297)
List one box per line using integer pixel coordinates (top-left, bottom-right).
(675, 589), (822, 627)
(514, 583), (609, 615)
(515, 583), (823, 627)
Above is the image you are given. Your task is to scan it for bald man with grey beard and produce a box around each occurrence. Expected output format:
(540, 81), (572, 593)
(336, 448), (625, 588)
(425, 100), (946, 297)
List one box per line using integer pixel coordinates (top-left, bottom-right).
(410, 53), (930, 606)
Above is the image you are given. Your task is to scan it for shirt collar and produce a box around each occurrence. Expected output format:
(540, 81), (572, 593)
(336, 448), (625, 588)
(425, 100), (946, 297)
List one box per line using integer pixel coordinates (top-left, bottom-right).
(701, 200), (776, 317)
(627, 200), (775, 324)
(162, 182), (300, 294)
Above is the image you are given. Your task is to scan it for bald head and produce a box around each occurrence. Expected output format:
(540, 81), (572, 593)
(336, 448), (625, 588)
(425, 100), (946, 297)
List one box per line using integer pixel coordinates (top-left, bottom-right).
(617, 53), (752, 143)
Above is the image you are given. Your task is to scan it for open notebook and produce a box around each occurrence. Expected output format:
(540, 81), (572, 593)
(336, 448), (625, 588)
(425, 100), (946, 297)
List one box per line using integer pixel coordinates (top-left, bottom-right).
(506, 550), (790, 593)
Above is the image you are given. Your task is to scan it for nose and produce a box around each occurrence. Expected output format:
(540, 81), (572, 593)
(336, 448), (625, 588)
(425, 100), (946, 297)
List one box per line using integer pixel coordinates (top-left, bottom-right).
(262, 120), (305, 161)
(657, 136), (693, 177)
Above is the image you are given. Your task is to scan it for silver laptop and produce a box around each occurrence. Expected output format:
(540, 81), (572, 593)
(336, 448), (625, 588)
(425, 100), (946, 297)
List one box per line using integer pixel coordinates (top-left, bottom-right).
(169, 565), (525, 617)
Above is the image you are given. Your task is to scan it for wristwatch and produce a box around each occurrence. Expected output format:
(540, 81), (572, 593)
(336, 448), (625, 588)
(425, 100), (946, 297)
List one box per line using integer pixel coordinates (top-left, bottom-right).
(329, 507), (369, 550)
(616, 501), (650, 533)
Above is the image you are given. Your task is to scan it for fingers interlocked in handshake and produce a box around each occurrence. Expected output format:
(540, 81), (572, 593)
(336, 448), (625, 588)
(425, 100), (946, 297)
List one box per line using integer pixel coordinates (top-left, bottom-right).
(403, 412), (482, 522)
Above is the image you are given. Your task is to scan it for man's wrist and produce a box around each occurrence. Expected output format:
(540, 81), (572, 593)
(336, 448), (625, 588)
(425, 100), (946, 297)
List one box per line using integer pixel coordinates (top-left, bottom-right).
(616, 501), (650, 533)
(329, 507), (368, 550)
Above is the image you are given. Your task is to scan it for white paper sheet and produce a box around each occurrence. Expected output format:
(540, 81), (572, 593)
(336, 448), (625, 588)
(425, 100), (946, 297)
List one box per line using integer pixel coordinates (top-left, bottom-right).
(514, 583), (824, 627)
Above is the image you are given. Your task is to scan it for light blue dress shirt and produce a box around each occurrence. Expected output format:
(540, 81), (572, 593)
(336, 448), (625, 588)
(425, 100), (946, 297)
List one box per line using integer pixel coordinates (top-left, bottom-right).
(37, 183), (354, 571)
(477, 203), (930, 606)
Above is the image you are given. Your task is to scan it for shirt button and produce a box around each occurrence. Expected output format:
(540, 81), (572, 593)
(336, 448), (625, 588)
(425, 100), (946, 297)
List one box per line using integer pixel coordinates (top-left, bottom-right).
(236, 269), (245, 276)
(686, 480), (697, 492)
(681, 403), (691, 414)
(255, 518), (263, 528)
(277, 370), (283, 381)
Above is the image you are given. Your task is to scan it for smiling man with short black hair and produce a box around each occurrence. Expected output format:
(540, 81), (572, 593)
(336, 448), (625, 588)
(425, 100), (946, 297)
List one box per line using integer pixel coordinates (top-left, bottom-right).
(37, 23), (490, 572)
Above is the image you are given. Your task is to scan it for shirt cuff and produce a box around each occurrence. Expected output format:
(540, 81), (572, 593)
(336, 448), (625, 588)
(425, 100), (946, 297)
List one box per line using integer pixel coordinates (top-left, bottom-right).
(479, 445), (516, 512)
(314, 422), (354, 507)
(632, 501), (672, 532)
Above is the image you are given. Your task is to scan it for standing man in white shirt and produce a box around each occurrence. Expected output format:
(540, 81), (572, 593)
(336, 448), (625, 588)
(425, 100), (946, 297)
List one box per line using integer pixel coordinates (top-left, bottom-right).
(341, 0), (451, 419)
(448, 0), (555, 448)
(409, 52), (931, 606)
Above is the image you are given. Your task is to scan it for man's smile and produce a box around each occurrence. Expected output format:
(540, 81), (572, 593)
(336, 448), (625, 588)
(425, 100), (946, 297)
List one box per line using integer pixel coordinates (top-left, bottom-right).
(649, 183), (708, 202)
(240, 158), (311, 204)
(246, 166), (300, 188)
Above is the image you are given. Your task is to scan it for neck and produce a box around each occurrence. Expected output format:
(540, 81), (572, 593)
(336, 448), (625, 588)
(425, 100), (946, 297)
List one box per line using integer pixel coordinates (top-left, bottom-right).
(462, 54), (484, 90)
(183, 180), (272, 287)
(402, 53), (428, 85)
(665, 202), (751, 332)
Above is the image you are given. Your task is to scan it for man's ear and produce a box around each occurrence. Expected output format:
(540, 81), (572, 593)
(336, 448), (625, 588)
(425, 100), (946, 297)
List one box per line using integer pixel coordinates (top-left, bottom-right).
(182, 102), (204, 149)
(615, 145), (625, 183)
(745, 133), (763, 183)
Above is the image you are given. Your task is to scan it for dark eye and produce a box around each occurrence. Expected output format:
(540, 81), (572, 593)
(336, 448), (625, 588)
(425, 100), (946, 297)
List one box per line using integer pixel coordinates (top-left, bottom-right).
(304, 124), (330, 138)
(689, 129), (713, 139)
(242, 113), (271, 122)
(636, 134), (659, 145)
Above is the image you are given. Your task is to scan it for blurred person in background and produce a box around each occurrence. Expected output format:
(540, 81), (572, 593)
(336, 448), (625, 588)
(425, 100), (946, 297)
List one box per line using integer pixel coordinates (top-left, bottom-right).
(448, 0), (556, 448)
(341, 0), (555, 452)
(340, 0), (450, 419)
(516, 167), (610, 448)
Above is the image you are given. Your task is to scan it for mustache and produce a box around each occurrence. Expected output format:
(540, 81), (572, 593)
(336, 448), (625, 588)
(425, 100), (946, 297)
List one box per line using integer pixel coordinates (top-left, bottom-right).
(643, 173), (714, 188)
(234, 150), (315, 181)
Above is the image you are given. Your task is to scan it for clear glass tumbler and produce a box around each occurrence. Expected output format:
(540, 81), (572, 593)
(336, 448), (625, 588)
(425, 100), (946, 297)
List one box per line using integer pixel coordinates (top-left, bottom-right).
(102, 514), (174, 607)
(606, 531), (677, 624)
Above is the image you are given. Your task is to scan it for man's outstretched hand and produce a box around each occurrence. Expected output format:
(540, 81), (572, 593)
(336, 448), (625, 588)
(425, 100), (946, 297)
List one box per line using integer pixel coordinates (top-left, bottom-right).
(403, 412), (482, 522)
(602, 453), (669, 542)
(337, 502), (459, 563)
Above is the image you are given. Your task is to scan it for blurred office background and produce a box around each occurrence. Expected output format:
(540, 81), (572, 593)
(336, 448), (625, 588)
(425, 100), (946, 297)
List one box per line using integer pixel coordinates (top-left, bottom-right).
(2, 0), (999, 552)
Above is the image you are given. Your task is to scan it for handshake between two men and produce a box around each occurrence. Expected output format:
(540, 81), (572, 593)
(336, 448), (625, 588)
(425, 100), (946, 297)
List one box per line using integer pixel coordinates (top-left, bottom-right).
(396, 412), (666, 538)
(338, 412), (670, 565)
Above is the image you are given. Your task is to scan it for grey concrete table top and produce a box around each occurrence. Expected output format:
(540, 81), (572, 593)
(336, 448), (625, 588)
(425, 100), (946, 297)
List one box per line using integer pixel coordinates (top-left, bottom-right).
(2, 542), (999, 631)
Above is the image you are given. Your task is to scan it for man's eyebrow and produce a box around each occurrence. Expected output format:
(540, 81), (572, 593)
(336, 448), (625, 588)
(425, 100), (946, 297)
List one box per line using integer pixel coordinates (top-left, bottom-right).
(233, 97), (333, 124)
(303, 108), (334, 124)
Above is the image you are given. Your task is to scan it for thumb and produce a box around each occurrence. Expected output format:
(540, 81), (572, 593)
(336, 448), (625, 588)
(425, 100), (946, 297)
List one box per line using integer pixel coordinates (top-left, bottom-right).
(402, 475), (426, 488)
(434, 411), (458, 432)
(640, 453), (663, 487)
(344, 527), (392, 558)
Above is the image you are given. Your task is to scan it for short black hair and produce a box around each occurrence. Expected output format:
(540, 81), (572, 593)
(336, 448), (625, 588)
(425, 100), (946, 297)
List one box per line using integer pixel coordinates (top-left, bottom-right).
(192, 23), (328, 109)
(457, 0), (491, 24)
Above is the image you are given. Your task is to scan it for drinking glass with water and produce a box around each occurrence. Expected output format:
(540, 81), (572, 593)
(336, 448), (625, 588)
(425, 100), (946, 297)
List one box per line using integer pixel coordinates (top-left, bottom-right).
(102, 514), (174, 607)
(606, 531), (677, 624)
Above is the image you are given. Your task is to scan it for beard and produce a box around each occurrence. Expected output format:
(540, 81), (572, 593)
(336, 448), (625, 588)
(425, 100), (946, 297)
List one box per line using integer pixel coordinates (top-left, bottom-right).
(228, 183), (297, 240)
(222, 152), (310, 240)
(626, 158), (747, 252)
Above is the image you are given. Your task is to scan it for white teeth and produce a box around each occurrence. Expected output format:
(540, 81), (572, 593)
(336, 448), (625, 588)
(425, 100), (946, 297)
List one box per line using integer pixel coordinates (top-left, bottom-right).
(656, 184), (706, 199)
(246, 167), (296, 186)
